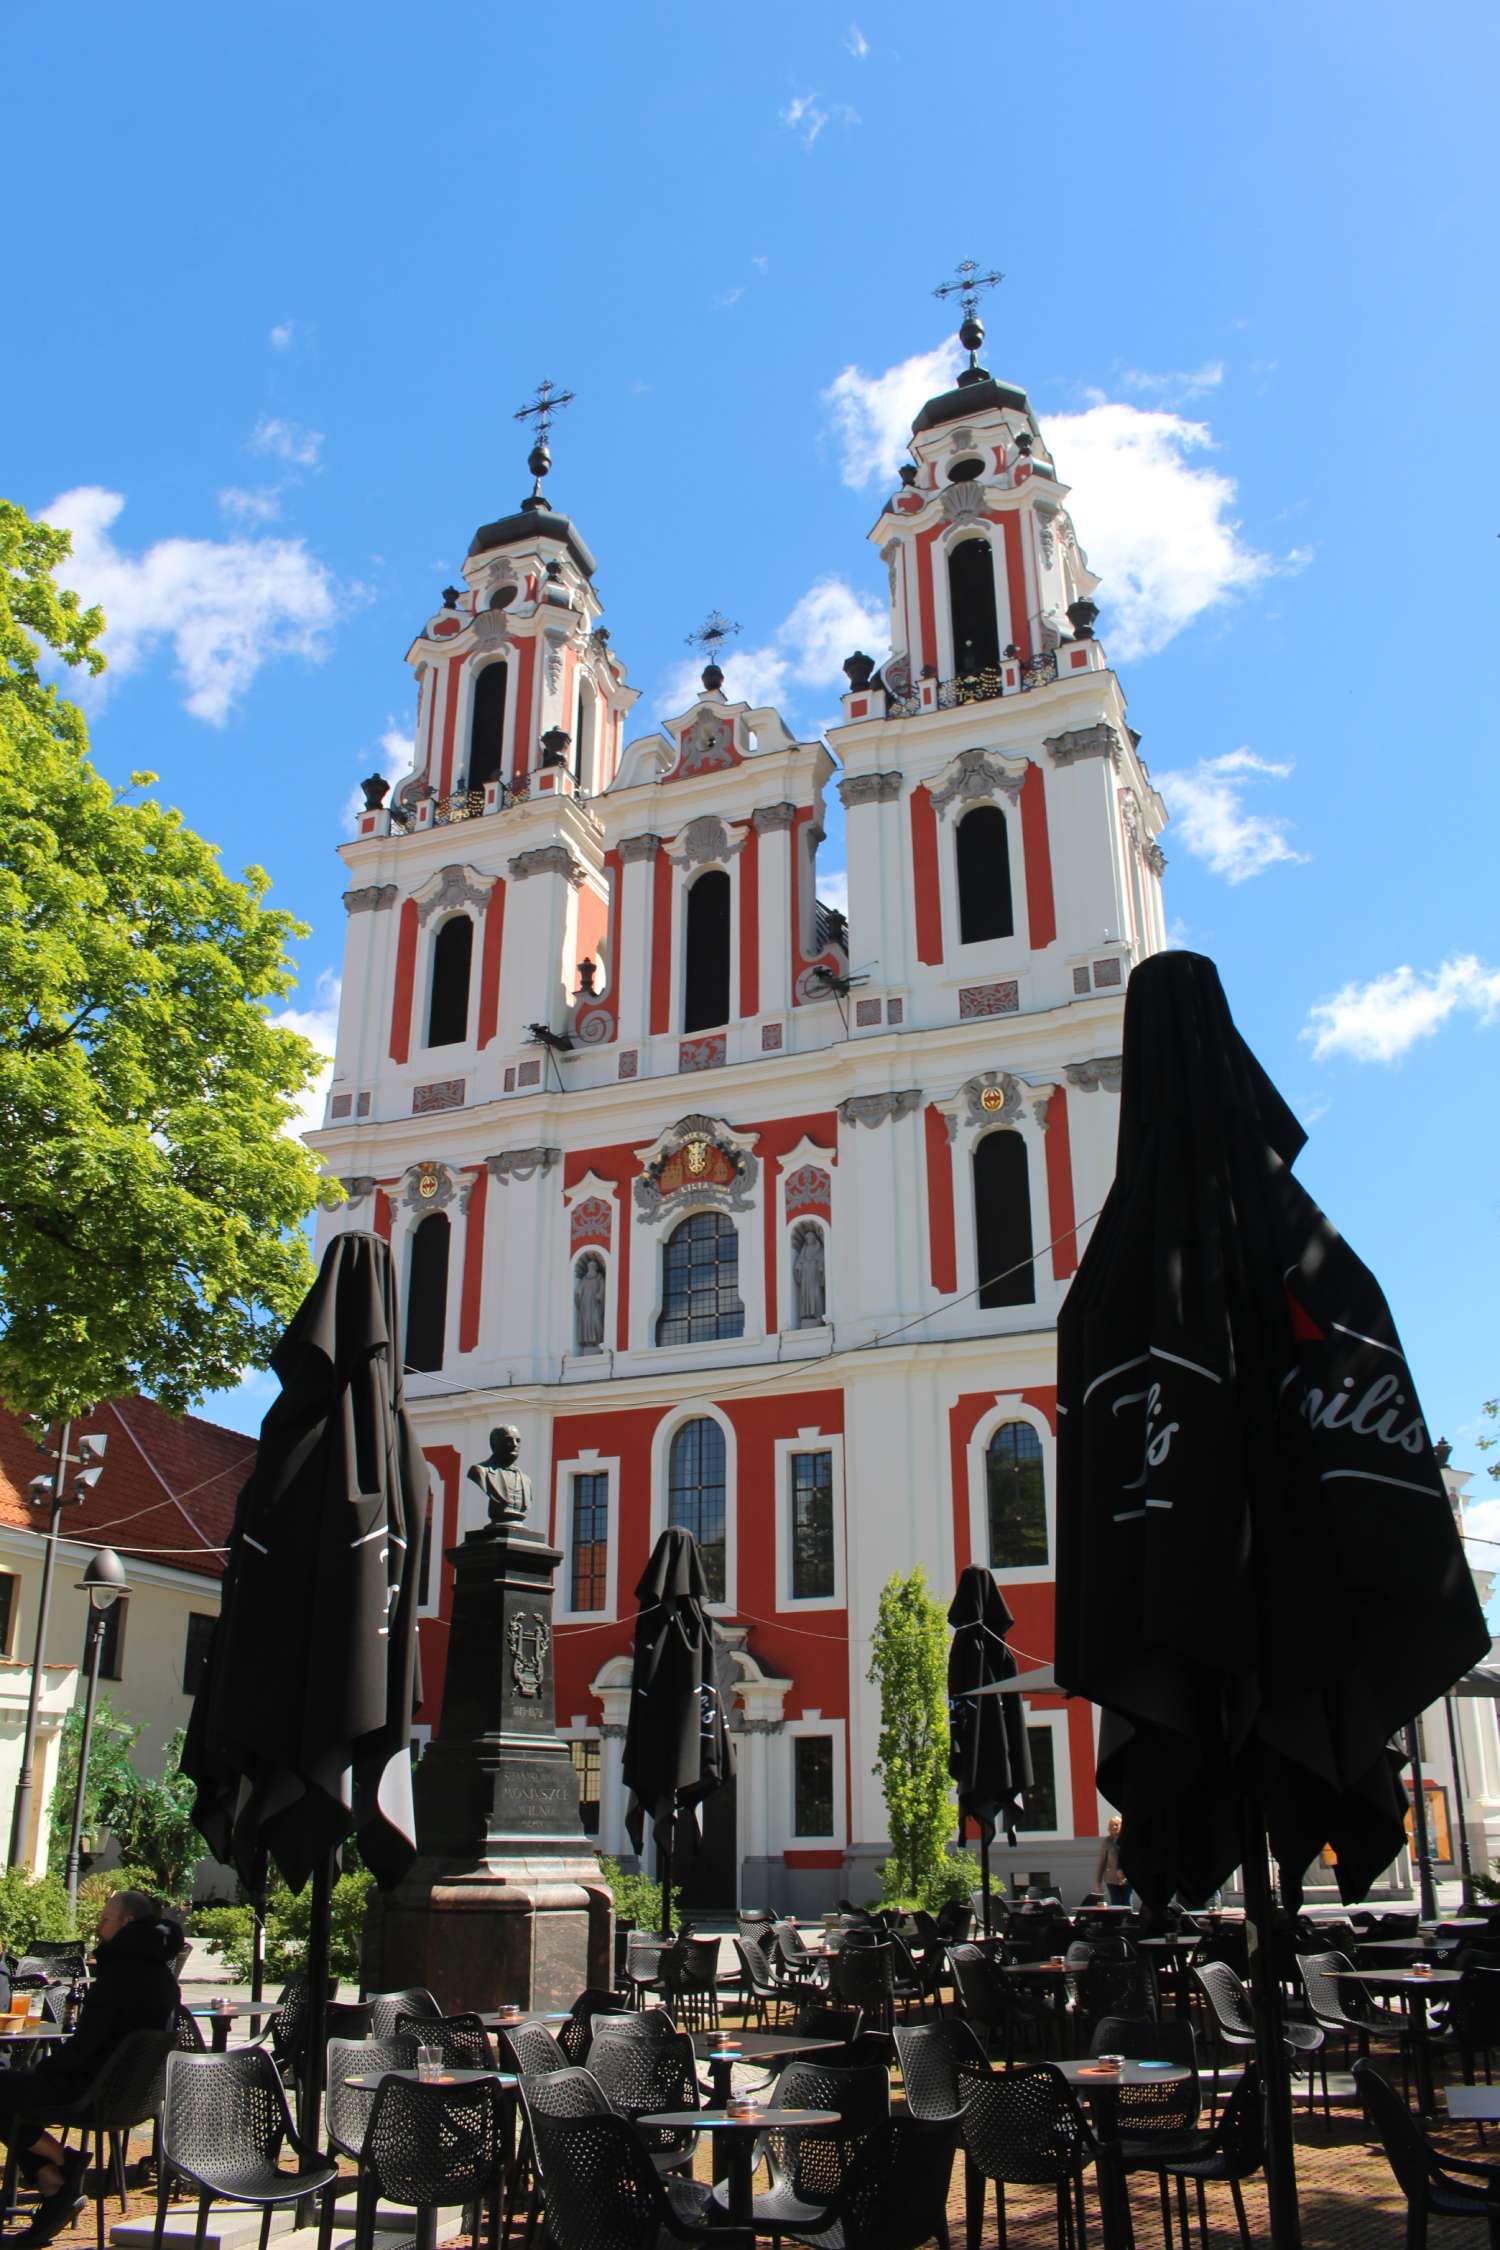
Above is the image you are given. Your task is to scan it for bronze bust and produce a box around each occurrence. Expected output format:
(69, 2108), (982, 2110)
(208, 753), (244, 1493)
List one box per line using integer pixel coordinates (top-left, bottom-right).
(465, 1425), (533, 1537)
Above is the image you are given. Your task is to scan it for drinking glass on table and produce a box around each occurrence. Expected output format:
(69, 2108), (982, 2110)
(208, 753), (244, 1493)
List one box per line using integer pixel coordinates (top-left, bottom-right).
(416, 2045), (442, 2082)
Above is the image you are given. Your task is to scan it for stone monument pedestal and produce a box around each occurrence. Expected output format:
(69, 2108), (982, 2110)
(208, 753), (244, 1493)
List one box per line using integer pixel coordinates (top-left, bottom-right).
(365, 1526), (612, 2010)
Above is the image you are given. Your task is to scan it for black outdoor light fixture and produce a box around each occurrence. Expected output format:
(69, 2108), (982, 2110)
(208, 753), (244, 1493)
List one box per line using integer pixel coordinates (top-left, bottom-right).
(8, 1425), (108, 1870)
(63, 1548), (129, 1912)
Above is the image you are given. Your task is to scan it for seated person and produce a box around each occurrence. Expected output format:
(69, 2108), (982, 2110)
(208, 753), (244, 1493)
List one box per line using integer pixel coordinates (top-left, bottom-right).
(0, 1887), (183, 2244)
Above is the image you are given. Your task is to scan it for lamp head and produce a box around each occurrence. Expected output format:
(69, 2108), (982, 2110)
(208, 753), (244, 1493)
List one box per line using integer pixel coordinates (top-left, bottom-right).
(78, 1547), (128, 1611)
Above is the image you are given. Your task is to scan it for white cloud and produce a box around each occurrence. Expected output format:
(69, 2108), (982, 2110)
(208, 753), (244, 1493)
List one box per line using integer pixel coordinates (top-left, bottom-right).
(218, 485), (281, 526)
(1121, 362), (1224, 404)
(44, 486), (341, 725)
(251, 415), (323, 468)
(846, 21), (869, 54)
(751, 254), (769, 274)
(271, 969), (341, 1142)
(1153, 749), (1305, 884)
(822, 342), (964, 489)
(657, 576), (886, 720)
(817, 867), (849, 916)
(714, 286), (744, 310)
(343, 721), (414, 833)
(781, 92), (828, 146)
(269, 321), (294, 351)
(1046, 401), (1282, 658)
(1301, 955), (1500, 1065)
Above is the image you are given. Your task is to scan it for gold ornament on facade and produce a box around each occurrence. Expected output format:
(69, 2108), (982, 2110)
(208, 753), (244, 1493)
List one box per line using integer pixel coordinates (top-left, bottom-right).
(685, 1137), (711, 1175)
(980, 1085), (1005, 1114)
(419, 1162), (440, 1199)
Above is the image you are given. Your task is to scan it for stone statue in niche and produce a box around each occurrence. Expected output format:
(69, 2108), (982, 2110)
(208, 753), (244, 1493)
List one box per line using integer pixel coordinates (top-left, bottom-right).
(465, 1425), (533, 1535)
(792, 1223), (826, 1327)
(574, 1254), (606, 1355)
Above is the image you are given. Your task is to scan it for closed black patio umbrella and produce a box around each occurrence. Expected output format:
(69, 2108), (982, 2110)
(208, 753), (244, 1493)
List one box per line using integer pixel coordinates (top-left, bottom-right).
(947, 1566), (1032, 1935)
(1054, 951), (1488, 2247)
(182, 1230), (425, 2137)
(622, 1525), (736, 1936)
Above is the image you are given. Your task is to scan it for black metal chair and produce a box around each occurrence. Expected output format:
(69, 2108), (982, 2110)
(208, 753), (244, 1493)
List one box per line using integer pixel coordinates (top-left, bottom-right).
(586, 2024), (700, 2178)
(672, 1934), (725, 2030)
(775, 1919), (828, 1989)
(557, 1988), (631, 2063)
(893, 2021), (988, 2122)
(1079, 1949), (1157, 2030)
(368, 1987), (440, 2038)
(1355, 2057), (1500, 2247)
(1147, 2065), (1263, 2250)
(318, 2036), (417, 2250)
(1089, 2010), (1203, 2234)
(709, 2056), (890, 2233)
(529, 2106), (747, 2250)
(1298, 1948), (1413, 2102)
(497, 2018), (569, 2078)
(51, 2027), (175, 2250)
(781, 2116), (959, 2250)
(153, 2049), (337, 2250)
(394, 2010), (494, 2071)
(623, 1931), (667, 2008)
(829, 1941), (897, 2034)
(352, 2068), (508, 2250)
(736, 1933), (794, 2028)
(958, 2060), (1097, 2250)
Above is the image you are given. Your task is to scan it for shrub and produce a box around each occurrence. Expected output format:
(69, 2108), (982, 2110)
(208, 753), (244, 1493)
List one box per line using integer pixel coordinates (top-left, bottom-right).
(75, 1866), (188, 1931)
(192, 1869), (373, 1985)
(597, 1855), (677, 1935)
(0, 1867), (76, 1953)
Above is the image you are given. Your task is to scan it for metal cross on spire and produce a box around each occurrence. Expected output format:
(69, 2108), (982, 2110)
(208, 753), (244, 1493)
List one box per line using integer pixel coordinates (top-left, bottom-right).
(686, 610), (741, 662)
(933, 260), (1004, 376)
(514, 377), (576, 503)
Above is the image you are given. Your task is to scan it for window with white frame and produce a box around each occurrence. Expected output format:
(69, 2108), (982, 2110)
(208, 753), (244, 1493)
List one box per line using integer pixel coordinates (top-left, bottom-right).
(568, 1738), (601, 1835)
(569, 1471), (610, 1613)
(667, 1418), (728, 1601)
(973, 1130), (1035, 1309)
(792, 1735), (835, 1839)
(986, 1421), (1047, 1571)
(405, 1212), (450, 1372)
(426, 915), (473, 1047)
(790, 1451), (835, 1600)
(1015, 1713), (1071, 1836)
(657, 1212), (744, 1345)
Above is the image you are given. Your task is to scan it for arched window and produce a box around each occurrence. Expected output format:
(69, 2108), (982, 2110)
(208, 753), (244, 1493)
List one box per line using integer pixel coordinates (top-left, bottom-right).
(469, 662), (508, 792)
(406, 1212), (450, 1373)
(657, 1211), (744, 1345)
(683, 869), (731, 1033)
(986, 1421), (1047, 1570)
(947, 537), (1001, 675)
(575, 681), (597, 794)
(668, 1417), (727, 1601)
(973, 1131), (1035, 1310)
(956, 803), (1014, 945)
(427, 915), (473, 1047)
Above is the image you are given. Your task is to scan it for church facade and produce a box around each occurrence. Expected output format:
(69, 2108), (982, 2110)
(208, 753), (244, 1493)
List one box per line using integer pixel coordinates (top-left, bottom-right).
(312, 324), (1168, 1910)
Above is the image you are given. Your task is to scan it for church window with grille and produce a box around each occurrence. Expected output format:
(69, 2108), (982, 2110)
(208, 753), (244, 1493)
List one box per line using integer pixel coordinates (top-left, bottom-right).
(973, 1130), (1034, 1309)
(667, 1418), (728, 1601)
(947, 537), (1001, 674)
(683, 869), (731, 1033)
(956, 804), (1014, 945)
(469, 661), (508, 792)
(986, 1421), (1047, 1571)
(568, 1738), (601, 1835)
(656, 1211), (744, 1345)
(406, 1212), (450, 1372)
(427, 916), (473, 1047)
(569, 1471), (609, 1612)
(789, 1450), (835, 1600)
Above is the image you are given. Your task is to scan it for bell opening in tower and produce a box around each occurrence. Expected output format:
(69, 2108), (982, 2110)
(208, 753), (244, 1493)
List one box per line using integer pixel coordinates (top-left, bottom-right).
(683, 868), (731, 1033)
(974, 1130), (1035, 1310)
(947, 536), (1001, 675)
(956, 804), (1015, 945)
(469, 661), (508, 792)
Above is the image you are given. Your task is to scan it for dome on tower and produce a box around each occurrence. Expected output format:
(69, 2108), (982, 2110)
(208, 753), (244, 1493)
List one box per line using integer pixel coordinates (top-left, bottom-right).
(467, 504), (597, 578)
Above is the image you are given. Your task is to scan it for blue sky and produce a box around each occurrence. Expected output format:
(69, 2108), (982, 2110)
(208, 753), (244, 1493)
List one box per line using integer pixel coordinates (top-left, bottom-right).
(6, 1), (1498, 1552)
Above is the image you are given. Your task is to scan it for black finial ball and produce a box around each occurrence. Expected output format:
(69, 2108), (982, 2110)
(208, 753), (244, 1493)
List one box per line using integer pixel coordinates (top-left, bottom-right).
(701, 662), (724, 692)
(898, 464), (919, 488)
(959, 313), (985, 355)
(528, 441), (551, 481)
(843, 650), (876, 691)
(441, 584), (461, 609)
(360, 772), (391, 811)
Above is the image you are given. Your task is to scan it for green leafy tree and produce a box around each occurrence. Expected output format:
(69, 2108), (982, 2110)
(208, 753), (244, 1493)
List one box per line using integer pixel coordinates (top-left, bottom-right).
(1478, 1399), (1498, 1481)
(867, 1567), (955, 1907)
(193, 1869), (374, 1985)
(0, 499), (337, 1418)
(47, 1701), (205, 1899)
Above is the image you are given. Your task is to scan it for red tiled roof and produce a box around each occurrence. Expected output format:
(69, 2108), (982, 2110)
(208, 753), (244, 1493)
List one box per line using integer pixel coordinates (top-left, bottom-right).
(0, 1397), (256, 1582)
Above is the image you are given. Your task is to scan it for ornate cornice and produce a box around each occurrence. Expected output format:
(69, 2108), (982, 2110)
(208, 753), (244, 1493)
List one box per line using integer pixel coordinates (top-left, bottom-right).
(941, 1072), (1028, 1142)
(398, 1161), (471, 1214)
(413, 863), (498, 927)
(1065, 1056), (1124, 1093)
(338, 1177), (380, 1205)
(928, 747), (1026, 820)
(1043, 724), (1124, 770)
(838, 771), (903, 809)
(617, 832), (663, 864)
(1144, 840), (1167, 876)
(751, 801), (798, 833)
(632, 1113), (760, 1223)
(343, 884), (398, 915)
(836, 1090), (922, 1130)
(487, 1146), (562, 1184)
(508, 845), (589, 888)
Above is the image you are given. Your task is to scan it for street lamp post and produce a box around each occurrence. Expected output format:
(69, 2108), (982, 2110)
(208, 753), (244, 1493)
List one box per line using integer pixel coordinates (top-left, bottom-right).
(7, 1425), (108, 1870)
(63, 1549), (129, 1914)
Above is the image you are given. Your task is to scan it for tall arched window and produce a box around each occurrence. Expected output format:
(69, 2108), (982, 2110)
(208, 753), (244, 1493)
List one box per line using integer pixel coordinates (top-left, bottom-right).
(406, 1212), (450, 1373)
(427, 916), (473, 1047)
(956, 803), (1014, 944)
(469, 662), (508, 792)
(668, 1417), (727, 1601)
(973, 1131), (1035, 1310)
(947, 538), (1001, 675)
(575, 681), (597, 794)
(986, 1421), (1047, 1570)
(657, 1211), (744, 1345)
(683, 870), (731, 1033)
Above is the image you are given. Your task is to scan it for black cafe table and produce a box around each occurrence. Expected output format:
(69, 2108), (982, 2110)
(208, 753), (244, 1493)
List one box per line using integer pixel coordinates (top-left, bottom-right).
(478, 2010), (571, 2031)
(190, 2000), (274, 2053)
(689, 2029), (843, 2109)
(1055, 2058), (1192, 2250)
(640, 2109), (839, 2228)
(1328, 1969), (1461, 2113)
(344, 2068), (518, 2090)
